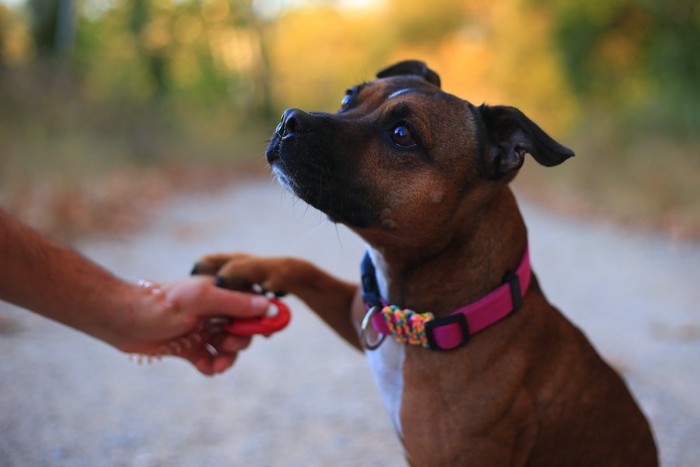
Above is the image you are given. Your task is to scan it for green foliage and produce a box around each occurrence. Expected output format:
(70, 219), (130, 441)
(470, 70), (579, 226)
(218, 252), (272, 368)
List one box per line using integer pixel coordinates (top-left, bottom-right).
(0, 0), (698, 238)
(550, 0), (700, 134)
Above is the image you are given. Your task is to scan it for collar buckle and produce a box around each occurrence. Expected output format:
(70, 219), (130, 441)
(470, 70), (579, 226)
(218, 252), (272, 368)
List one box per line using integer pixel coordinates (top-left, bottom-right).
(502, 270), (523, 311)
(425, 313), (470, 351)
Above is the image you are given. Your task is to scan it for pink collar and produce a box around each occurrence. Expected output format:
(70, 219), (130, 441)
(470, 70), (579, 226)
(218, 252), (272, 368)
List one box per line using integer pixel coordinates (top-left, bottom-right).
(360, 246), (531, 351)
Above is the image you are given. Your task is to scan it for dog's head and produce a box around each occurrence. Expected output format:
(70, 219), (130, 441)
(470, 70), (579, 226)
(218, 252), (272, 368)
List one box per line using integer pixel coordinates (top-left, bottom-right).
(266, 60), (573, 249)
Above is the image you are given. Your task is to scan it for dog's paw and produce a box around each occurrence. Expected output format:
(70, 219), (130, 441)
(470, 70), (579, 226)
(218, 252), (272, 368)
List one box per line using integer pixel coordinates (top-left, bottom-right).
(192, 253), (295, 296)
(191, 253), (248, 277)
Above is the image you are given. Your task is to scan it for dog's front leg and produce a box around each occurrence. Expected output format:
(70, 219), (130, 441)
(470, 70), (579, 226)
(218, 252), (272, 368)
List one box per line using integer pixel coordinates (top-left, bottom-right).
(192, 254), (360, 349)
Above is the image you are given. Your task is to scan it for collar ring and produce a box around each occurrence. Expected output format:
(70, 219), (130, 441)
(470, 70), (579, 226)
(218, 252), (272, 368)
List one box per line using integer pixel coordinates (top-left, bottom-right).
(361, 306), (386, 351)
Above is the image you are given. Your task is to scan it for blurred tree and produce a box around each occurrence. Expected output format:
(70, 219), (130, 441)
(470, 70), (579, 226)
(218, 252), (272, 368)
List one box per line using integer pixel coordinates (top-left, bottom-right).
(129, 0), (170, 98)
(269, 6), (386, 112)
(229, 0), (275, 119)
(385, 0), (466, 45)
(546, 0), (700, 133)
(0, 5), (7, 68)
(28, 0), (75, 58)
(54, 0), (74, 57)
(383, 0), (577, 134)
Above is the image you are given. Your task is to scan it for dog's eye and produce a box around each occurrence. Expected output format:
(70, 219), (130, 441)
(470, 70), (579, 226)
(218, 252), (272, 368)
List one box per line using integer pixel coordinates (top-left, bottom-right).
(341, 90), (353, 108)
(389, 124), (416, 148)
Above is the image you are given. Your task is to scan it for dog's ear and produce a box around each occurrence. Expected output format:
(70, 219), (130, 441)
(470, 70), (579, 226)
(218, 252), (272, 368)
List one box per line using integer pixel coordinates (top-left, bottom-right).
(477, 104), (574, 180)
(376, 60), (441, 88)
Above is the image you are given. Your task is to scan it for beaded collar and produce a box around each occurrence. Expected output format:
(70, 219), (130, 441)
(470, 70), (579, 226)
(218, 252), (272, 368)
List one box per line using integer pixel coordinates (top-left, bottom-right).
(360, 246), (531, 351)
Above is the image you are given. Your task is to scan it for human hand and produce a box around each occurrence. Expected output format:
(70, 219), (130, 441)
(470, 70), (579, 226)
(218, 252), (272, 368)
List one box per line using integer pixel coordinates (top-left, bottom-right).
(113, 276), (269, 376)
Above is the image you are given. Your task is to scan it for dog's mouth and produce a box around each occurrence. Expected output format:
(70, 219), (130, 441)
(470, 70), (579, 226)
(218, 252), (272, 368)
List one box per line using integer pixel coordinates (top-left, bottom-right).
(267, 151), (301, 199)
(265, 133), (309, 197)
(265, 129), (374, 228)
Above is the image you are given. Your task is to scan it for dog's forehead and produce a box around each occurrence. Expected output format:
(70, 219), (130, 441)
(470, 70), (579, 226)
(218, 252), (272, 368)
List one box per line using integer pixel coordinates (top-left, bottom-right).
(368, 75), (439, 97)
(353, 76), (469, 117)
(378, 77), (472, 119)
(340, 75), (476, 139)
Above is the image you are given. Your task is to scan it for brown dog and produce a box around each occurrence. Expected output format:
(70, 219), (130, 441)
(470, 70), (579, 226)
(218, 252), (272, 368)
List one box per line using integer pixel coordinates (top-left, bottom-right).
(194, 61), (658, 465)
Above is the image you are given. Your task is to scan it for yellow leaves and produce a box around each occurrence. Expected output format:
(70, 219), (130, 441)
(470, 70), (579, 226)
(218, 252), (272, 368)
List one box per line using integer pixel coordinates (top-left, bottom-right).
(171, 48), (200, 86)
(598, 32), (638, 71)
(0, 0), (580, 132)
(270, 7), (382, 110)
(209, 27), (258, 73)
(593, 4), (651, 75)
(202, 0), (230, 23)
(141, 18), (170, 51)
(383, 0), (467, 44)
(0, 5), (33, 65)
(174, 15), (202, 45)
(377, 0), (578, 133)
(262, 0), (578, 133)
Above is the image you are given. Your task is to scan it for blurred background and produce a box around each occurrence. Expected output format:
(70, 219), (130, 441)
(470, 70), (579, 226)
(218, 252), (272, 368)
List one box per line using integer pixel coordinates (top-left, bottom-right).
(0, 0), (698, 240)
(1, 1), (699, 465)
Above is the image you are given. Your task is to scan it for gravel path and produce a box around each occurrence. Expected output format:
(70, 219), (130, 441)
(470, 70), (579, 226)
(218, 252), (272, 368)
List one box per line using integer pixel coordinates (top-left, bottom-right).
(1, 178), (698, 466)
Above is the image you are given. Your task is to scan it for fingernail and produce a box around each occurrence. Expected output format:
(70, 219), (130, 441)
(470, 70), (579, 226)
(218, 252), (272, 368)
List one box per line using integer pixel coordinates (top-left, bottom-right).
(251, 295), (269, 310)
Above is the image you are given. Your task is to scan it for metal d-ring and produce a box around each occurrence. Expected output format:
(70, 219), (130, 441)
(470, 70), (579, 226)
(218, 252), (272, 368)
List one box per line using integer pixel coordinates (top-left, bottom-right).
(360, 306), (386, 351)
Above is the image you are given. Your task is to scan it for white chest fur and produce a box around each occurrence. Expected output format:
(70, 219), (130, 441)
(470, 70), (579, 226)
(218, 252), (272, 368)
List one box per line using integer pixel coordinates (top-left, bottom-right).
(364, 248), (407, 435)
(365, 338), (405, 436)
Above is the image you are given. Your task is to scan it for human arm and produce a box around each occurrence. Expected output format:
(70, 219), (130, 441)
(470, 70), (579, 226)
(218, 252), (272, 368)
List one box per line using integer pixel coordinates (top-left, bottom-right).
(0, 208), (269, 375)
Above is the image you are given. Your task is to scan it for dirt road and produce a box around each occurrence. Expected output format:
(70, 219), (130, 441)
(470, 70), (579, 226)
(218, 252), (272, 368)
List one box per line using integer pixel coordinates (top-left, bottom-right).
(1, 178), (699, 466)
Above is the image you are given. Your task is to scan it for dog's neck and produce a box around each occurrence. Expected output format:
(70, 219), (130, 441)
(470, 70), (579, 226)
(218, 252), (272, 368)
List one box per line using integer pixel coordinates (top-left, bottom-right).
(365, 188), (528, 317)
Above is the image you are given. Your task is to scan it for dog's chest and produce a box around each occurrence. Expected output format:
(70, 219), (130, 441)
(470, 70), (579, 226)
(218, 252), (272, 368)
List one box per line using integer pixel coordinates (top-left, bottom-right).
(365, 339), (405, 435)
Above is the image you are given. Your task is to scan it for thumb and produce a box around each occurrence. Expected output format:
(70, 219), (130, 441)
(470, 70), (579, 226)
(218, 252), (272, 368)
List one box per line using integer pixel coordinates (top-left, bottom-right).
(166, 276), (270, 319)
(199, 286), (270, 318)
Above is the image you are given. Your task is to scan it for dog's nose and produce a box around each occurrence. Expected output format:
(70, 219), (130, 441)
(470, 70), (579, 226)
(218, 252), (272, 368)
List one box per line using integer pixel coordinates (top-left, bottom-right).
(277, 108), (311, 137)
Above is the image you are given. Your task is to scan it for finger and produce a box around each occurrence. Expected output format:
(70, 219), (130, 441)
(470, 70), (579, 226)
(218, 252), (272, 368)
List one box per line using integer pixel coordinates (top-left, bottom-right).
(212, 353), (238, 374)
(220, 335), (252, 353)
(177, 338), (216, 361)
(183, 332), (244, 372)
(200, 286), (270, 319)
(202, 331), (250, 354)
(193, 349), (238, 376)
(195, 357), (216, 376)
(189, 341), (228, 376)
(173, 276), (270, 318)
